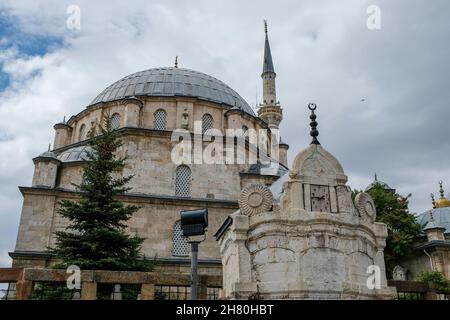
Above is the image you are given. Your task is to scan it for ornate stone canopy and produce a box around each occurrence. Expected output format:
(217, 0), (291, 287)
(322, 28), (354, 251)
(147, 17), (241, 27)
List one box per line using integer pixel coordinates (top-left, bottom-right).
(290, 143), (347, 186)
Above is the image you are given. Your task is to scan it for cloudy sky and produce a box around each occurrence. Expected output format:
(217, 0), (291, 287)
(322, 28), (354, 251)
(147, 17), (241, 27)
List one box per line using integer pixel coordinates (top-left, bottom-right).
(0, 0), (449, 267)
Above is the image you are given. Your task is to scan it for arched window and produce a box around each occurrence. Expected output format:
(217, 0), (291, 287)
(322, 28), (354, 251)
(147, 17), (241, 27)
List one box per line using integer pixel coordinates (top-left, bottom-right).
(175, 165), (191, 197)
(78, 124), (86, 141)
(111, 113), (121, 130)
(202, 113), (214, 134)
(172, 220), (188, 256)
(153, 109), (167, 130)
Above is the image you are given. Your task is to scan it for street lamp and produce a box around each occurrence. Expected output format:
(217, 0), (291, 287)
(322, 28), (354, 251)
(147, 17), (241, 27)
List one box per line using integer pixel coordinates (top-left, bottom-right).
(180, 209), (208, 300)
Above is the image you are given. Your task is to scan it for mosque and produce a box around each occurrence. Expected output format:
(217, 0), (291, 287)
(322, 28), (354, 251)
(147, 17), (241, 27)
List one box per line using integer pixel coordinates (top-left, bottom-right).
(11, 22), (288, 281)
(8, 21), (449, 299)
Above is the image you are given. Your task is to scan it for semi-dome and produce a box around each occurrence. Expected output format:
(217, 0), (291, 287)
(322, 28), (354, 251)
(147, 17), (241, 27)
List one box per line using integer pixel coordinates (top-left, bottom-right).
(90, 67), (255, 116)
(57, 145), (94, 163)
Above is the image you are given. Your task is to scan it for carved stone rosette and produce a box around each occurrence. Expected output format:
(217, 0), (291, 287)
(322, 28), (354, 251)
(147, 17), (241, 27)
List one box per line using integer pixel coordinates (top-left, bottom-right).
(239, 184), (273, 216)
(354, 192), (377, 222)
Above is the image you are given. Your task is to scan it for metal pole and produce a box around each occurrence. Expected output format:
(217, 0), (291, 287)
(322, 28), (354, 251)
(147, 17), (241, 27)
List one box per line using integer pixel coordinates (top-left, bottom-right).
(191, 242), (199, 300)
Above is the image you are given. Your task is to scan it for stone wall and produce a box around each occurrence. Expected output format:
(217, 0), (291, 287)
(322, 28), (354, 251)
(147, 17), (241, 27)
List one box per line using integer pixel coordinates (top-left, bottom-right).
(14, 188), (238, 264)
(400, 247), (450, 280)
(15, 193), (57, 252)
(56, 133), (252, 201)
(62, 98), (270, 147)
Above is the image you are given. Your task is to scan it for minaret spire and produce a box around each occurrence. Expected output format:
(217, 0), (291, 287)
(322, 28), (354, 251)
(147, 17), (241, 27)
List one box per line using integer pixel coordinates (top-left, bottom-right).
(257, 20), (288, 165)
(258, 19), (282, 130)
(262, 20), (275, 75)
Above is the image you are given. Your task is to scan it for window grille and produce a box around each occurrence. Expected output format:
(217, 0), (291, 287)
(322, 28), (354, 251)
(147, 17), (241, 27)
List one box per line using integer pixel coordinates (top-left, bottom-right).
(202, 113), (214, 134)
(155, 285), (191, 300)
(111, 113), (121, 130)
(207, 287), (221, 300)
(172, 220), (189, 256)
(153, 109), (167, 130)
(175, 165), (191, 197)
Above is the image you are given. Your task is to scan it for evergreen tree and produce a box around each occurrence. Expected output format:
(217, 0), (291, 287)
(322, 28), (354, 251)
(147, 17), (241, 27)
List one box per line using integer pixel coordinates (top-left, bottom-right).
(49, 114), (152, 271)
(354, 185), (424, 277)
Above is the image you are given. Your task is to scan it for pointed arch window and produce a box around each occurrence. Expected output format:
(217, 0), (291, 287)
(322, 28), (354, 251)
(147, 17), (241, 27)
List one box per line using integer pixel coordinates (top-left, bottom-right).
(172, 220), (189, 256)
(202, 113), (214, 134)
(153, 109), (167, 130)
(78, 124), (86, 141)
(175, 165), (191, 197)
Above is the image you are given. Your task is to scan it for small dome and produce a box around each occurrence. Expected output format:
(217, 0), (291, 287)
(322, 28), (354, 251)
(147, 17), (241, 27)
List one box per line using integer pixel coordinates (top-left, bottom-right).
(90, 67), (255, 116)
(38, 150), (58, 159)
(417, 208), (450, 233)
(290, 143), (347, 186)
(365, 174), (394, 193)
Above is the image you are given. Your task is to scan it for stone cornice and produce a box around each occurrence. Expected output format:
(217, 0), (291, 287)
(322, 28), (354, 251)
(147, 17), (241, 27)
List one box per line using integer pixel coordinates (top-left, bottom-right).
(224, 107), (269, 130)
(50, 127), (286, 171)
(18, 186), (239, 208)
(9, 250), (222, 265)
(413, 240), (450, 251)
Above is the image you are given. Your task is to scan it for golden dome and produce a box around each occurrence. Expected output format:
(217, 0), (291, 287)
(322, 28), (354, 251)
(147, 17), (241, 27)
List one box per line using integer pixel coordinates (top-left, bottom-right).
(433, 181), (450, 208)
(435, 198), (450, 208)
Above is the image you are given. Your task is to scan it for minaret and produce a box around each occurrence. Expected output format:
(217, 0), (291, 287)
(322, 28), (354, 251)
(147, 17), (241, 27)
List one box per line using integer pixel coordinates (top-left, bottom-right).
(258, 20), (283, 131)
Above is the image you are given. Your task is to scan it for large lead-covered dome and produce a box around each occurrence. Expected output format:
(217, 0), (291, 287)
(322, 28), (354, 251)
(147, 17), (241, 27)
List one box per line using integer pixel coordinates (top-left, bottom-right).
(90, 67), (255, 115)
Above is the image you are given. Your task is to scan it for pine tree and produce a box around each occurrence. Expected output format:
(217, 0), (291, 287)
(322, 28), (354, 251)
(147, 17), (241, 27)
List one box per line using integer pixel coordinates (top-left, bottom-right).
(49, 114), (152, 271)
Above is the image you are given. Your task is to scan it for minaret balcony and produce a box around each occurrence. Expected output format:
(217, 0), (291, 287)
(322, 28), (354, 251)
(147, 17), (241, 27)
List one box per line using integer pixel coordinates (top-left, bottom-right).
(258, 105), (283, 117)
